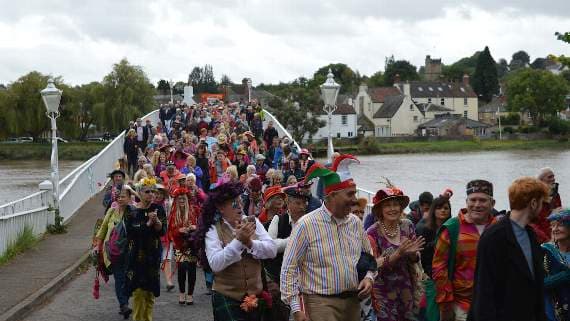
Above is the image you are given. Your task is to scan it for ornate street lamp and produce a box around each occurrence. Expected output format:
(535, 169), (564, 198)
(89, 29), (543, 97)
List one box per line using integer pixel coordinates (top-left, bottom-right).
(320, 69), (340, 162)
(247, 78), (252, 103)
(41, 79), (62, 220)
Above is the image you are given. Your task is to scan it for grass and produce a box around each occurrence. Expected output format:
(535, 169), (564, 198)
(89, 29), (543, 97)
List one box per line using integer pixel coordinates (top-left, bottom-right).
(310, 138), (570, 156)
(0, 142), (107, 161)
(0, 226), (39, 266)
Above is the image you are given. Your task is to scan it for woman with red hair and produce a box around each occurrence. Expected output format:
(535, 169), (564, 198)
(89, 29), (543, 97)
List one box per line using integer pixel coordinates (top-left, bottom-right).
(168, 187), (199, 305)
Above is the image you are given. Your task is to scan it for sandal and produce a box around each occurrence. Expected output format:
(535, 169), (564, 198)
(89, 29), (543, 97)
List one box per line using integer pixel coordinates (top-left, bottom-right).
(179, 294), (186, 305)
(186, 295), (194, 305)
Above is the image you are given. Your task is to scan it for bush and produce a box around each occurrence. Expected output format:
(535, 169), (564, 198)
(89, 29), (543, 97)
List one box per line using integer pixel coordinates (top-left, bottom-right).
(500, 113), (520, 125)
(503, 126), (514, 134)
(0, 226), (38, 265)
(547, 118), (570, 135)
(518, 126), (541, 133)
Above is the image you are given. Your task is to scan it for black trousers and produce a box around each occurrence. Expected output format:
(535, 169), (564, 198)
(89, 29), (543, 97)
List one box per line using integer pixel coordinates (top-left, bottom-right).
(178, 261), (196, 294)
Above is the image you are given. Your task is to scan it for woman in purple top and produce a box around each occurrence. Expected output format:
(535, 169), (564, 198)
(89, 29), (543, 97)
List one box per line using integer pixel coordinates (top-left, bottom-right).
(367, 187), (425, 321)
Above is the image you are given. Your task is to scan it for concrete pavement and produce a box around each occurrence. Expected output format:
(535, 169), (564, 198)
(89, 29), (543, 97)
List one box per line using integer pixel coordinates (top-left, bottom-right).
(26, 265), (213, 321)
(0, 193), (104, 321)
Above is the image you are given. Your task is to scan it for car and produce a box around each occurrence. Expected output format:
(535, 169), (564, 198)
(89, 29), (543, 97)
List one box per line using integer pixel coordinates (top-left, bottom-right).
(4, 137), (33, 143)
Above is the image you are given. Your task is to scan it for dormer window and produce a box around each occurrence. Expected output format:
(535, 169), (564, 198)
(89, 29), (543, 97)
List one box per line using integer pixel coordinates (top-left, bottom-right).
(460, 87), (465, 93)
(438, 87), (443, 92)
(418, 87), (424, 92)
(428, 87), (434, 91)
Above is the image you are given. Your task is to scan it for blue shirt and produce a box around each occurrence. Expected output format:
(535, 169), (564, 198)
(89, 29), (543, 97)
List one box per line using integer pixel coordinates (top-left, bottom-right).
(510, 219), (534, 277)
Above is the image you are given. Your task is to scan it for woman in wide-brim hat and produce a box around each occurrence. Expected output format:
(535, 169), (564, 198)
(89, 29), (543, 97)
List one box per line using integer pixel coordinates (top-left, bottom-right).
(366, 187), (425, 321)
(192, 181), (276, 321)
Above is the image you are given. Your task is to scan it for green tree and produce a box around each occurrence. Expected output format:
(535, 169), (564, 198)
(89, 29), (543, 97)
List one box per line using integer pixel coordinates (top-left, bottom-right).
(511, 50), (530, 64)
(367, 71), (385, 87)
(383, 60), (419, 85)
(220, 74), (233, 86)
(64, 82), (104, 140)
(202, 64), (218, 93)
(530, 58), (547, 69)
(506, 68), (568, 126)
(188, 67), (203, 91)
(98, 58), (155, 133)
(442, 51), (480, 81)
(496, 58), (510, 78)
(311, 63), (361, 94)
(157, 79), (170, 95)
(269, 96), (325, 142)
(472, 46), (499, 102)
(550, 32), (570, 68)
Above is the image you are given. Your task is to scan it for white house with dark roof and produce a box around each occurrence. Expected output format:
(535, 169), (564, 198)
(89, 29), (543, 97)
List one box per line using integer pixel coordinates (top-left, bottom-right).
(304, 97), (357, 142)
(395, 75), (479, 120)
(371, 83), (424, 136)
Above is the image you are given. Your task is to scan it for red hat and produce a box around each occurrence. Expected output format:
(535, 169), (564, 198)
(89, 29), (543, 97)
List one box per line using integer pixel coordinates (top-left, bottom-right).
(171, 187), (189, 198)
(263, 186), (286, 203)
(371, 187), (410, 214)
(175, 173), (186, 181)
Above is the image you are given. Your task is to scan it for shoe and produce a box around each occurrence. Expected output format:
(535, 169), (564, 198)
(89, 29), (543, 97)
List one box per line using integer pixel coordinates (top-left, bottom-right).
(119, 305), (132, 320)
(205, 287), (212, 296)
(186, 295), (194, 305)
(166, 284), (175, 292)
(179, 294), (186, 305)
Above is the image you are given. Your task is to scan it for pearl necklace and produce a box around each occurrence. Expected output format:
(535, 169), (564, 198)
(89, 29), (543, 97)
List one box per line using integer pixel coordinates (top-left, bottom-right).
(381, 220), (399, 238)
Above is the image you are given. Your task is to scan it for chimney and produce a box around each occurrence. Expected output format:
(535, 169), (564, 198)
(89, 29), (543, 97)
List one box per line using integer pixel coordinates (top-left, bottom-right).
(463, 74), (470, 86)
(394, 73), (401, 84)
(403, 81), (411, 97)
(348, 97), (353, 106)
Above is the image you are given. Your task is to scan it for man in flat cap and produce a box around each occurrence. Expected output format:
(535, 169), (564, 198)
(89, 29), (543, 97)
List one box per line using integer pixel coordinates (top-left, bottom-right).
(432, 179), (497, 321)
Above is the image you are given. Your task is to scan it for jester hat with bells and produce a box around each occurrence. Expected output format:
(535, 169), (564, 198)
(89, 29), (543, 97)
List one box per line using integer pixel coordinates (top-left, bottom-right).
(304, 154), (360, 195)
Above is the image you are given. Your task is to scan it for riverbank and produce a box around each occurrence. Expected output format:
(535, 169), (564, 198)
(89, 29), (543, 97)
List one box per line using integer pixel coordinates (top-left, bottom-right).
(309, 138), (570, 157)
(0, 143), (106, 160)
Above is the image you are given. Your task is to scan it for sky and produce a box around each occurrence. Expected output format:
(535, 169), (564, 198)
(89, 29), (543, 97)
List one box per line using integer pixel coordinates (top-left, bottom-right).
(0, 0), (569, 87)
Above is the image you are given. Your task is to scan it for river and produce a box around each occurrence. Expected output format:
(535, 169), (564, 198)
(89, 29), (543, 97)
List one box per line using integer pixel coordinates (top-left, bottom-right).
(0, 160), (84, 205)
(350, 149), (569, 213)
(1, 150), (568, 210)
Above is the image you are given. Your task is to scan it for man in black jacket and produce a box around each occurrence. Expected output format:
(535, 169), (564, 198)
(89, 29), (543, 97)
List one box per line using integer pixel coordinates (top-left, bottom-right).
(468, 177), (549, 321)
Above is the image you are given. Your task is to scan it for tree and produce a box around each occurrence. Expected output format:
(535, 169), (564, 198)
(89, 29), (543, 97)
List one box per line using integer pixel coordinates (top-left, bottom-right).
(156, 79), (170, 95)
(472, 46), (499, 102)
(202, 64), (218, 93)
(506, 68), (568, 126)
(496, 58), (510, 78)
(442, 51), (480, 81)
(367, 71), (385, 87)
(173, 81), (185, 95)
(550, 32), (570, 68)
(269, 96), (325, 143)
(383, 60), (419, 85)
(188, 67), (203, 89)
(220, 74), (233, 86)
(512, 50), (530, 64)
(97, 58), (155, 133)
(530, 58), (547, 70)
(311, 63), (361, 94)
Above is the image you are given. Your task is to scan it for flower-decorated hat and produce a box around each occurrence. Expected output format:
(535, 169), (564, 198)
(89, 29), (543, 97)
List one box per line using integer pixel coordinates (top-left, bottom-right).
(263, 185), (286, 203)
(372, 187), (410, 214)
(547, 208), (570, 227)
(171, 187), (189, 198)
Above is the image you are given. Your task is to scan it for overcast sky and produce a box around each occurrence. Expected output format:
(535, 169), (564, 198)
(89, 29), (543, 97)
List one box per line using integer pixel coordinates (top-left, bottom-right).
(0, 0), (569, 86)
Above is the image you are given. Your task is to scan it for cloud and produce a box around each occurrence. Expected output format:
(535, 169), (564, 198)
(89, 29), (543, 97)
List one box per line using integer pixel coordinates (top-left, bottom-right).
(0, 0), (569, 87)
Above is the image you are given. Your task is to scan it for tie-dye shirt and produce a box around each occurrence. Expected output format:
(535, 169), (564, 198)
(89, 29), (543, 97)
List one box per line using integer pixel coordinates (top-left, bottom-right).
(432, 210), (496, 312)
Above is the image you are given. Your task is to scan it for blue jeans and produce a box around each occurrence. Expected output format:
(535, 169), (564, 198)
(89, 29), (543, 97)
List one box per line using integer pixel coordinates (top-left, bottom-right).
(112, 264), (129, 307)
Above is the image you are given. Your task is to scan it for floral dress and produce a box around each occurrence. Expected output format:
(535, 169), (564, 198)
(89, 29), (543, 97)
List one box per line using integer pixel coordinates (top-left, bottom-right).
(543, 242), (570, 321)
(367, 219), (417, 321)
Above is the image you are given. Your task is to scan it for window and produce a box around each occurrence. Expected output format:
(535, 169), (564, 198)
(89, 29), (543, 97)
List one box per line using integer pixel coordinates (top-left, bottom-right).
(440, 98), (445, 106)
(464, 97), (468, 105)
(460, 87), (465, 93)
(418, 87), (424, 92)
(359, 97), (364, 114)
(428, 87), (434, 91)
(427, 98), (432, 103)
(464, 111), (468, 118)
(348, 132), (353, 137)
(337, 133), (341, 138)
(341, 115), (348, 125)
(413, 116), (418, 122)
(438, 87), (443, 92)
(409, 104), (414, 111)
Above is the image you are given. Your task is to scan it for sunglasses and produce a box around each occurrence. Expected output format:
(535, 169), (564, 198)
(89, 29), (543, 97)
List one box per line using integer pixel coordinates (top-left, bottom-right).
(143, 190), (154, 194)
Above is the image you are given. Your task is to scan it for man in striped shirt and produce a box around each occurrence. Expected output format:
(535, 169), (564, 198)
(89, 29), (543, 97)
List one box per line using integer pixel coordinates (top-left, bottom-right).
(280, 162), (376, 321)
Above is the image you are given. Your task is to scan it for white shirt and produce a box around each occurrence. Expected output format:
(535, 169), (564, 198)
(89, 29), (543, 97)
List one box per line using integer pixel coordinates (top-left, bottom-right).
(205, 216), (277, 273)
(267, 213), (297, 253)
(136, 126), (144, 141)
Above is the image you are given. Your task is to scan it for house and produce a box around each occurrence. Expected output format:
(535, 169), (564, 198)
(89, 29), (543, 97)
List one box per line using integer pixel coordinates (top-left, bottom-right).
(478, 96), (533, 125)
(221, 78), (276, 107)
(395, 75), (479, 120)
(415, 103), (455, 123)
(306, 97), (357, 142)
(354, 84), (400, 122)
(371, 84), (425, 137)
(418, 113), (490, 137)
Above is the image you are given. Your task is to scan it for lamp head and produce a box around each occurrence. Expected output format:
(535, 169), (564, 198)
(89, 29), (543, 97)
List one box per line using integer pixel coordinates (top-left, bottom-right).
(41, 79), (62, 114)
(320, 68), (340, 107)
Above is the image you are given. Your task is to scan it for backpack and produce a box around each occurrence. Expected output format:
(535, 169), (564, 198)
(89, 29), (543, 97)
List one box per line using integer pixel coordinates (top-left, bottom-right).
(436, 216), (460, 280)
(105, 216), (129, 267)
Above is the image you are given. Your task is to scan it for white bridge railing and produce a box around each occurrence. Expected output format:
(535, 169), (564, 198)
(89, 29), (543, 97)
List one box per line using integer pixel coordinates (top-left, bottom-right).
(0, 110), (159, 255)
(1, 106), (373, 256)
(263, 109), (375, 214)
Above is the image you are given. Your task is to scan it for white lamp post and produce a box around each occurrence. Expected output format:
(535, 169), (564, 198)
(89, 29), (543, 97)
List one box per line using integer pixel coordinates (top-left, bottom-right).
(320, 69), (340, 162)
(169, 79), (174, 104)
(41, 79), (63, 218)
(246, 78), (252, 103)
(497, 104), (503, 140)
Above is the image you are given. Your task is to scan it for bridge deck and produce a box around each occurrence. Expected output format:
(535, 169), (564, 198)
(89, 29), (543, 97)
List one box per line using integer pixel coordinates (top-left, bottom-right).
(0, 192), (103, 319)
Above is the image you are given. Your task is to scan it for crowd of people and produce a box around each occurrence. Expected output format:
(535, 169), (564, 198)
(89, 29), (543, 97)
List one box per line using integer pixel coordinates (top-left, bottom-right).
(91, 99), (568, 321)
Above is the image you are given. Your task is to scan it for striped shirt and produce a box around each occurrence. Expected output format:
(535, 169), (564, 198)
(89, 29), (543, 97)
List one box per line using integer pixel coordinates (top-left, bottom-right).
(432, 210), (496, 312)
(280, 204), (374, 313)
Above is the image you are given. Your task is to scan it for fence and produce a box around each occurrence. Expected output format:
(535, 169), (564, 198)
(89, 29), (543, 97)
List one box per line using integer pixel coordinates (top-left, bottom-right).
(0, 110), (159, 256)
